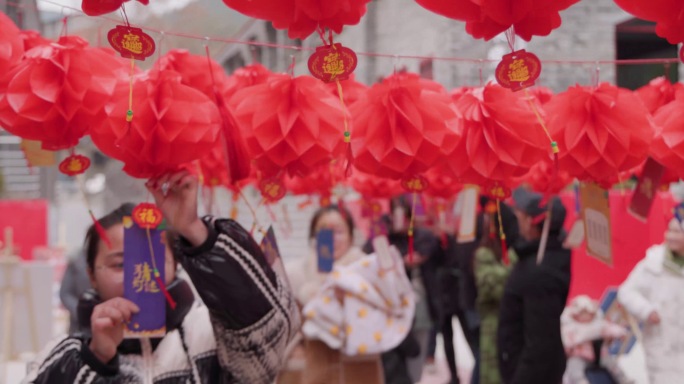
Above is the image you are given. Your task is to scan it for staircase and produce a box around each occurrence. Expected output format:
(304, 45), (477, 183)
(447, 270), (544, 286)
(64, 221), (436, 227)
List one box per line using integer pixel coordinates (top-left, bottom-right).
(0, 129), (55, 200)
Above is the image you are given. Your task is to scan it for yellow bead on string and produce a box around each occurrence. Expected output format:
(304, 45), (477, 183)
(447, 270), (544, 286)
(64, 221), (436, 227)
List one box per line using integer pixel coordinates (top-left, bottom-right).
(126, 110), (133, 122)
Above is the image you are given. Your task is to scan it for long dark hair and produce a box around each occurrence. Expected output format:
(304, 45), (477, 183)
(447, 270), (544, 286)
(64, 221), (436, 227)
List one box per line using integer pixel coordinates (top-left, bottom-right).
(84, 203), (135, 272)
(308, 204), (354, 240)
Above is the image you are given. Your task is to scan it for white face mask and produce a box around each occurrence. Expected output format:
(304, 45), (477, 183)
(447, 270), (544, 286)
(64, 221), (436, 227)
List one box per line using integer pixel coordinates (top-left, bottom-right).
(665, 218), (684, 254)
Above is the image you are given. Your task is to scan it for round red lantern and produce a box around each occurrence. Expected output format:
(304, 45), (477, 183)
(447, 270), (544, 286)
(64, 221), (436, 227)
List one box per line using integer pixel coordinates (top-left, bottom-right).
(545, 83), (654, 187)
(0, 36), (128, 150)
(446, 84), (549, 186)
(92, 68), (221, 178)
(351, 72), (462, 180)
(222, 0), (370, 39)
(650, 98), (684, 181)
(229, 74), (347, 179)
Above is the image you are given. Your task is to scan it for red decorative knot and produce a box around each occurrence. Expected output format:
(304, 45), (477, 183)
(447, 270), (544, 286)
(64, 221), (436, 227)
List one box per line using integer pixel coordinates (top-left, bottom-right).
(108, 26), (156, 61)
(486, 183), (511, 200)
(495, 49), (541, 92)
(259, 178), (286, 203)
(401, 175), (429, 193)
(132, 203), (163, 229)
(58, 154), (91, 176)
(308, 43), (358, 83)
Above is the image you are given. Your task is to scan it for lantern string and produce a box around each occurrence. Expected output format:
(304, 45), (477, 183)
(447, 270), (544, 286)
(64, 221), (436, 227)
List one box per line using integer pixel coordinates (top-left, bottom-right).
(7, 0), (681, 67)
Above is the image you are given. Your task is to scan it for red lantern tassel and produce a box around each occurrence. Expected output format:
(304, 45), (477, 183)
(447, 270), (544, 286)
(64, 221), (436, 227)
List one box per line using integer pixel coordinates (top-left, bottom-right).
(153, 270), (177, 310)
(501, 235), (509, 266)
(89, 210), (111, 249)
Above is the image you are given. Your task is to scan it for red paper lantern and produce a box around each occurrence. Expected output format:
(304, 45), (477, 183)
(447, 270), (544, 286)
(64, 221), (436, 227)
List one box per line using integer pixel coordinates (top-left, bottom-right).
(446, 84), (549, 185)
(545, 83), (654, 187)
(515, 158), (572, 196)
(156, 50), (251, 184)
(528, 86), (554, 106)
(81, 0), (149, 16)
(92, 68), (221, 178)
(425, 162), (463, 200)
(416, 0), (579, 41)
(0, 36), (128, 150)
(222, 0), (371, 39)
(222, 63), (273, 102)
(348, 168), (403, 200)
(614, 0), (684, 44)
(229, 74), (346, 179)
(19, 30), (51, 52)
(324, 74), (368, 106)
(285, 162), (343, 198)
(0, 12), (23, 74)
(156, 49), (228, 98)
(351, 72), (462, 180)
(636, 76), (684, 115)
(650, 98), (684, 181)
(199, 142), (230, 188)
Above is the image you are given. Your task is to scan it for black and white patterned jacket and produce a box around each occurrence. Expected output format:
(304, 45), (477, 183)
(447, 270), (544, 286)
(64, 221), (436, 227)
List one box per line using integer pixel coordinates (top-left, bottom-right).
(24, 217), (301, 384)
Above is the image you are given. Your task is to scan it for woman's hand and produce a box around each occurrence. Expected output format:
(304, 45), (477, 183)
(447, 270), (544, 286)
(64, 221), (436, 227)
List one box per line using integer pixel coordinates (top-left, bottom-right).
(89, 298), (140, 363)
(146, 171), (208, 247)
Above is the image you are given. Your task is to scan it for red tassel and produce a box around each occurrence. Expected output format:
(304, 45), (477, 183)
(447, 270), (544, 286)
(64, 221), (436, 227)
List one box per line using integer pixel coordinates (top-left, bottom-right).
(344, 143), (353, 178)
(89, 210), (111, 249)
(501, 235), (509, 266)
(154, 274), (177, 310)
(216, 93), (252, 184)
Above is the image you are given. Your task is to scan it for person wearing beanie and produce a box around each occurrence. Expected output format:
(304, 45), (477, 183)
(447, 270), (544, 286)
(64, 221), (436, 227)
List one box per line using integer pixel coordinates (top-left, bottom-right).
(617, 209), (684, 384)
(497, 187), (572, 384)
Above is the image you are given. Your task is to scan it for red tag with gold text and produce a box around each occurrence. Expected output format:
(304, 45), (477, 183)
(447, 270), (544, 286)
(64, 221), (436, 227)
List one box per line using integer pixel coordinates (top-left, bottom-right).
(58, 154), (90, 176)
(108, 25), (156, 61)
(402, 175), (429, 193)
(495, 50), (541, 92)
(132, 203), (163, 229)
(259, 178), (286, 203)
(485, 183), (511, 200)
(308, 43), (358, 83)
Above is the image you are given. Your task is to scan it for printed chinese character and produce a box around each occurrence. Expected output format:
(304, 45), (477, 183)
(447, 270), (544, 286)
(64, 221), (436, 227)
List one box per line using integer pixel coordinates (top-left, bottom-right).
(122, 33), (143, 54)
(132, 262), (160, 293)
(508, 59), (530, 82)
(322, 52), (345, 80)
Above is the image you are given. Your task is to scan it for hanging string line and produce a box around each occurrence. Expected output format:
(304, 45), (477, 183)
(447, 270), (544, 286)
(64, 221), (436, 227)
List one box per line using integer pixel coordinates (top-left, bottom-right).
(7, 0), (682, 66)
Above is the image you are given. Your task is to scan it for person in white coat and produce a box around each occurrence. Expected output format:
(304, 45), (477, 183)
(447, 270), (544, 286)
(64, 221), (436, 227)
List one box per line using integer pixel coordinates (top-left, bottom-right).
(618, 216), (684, 384)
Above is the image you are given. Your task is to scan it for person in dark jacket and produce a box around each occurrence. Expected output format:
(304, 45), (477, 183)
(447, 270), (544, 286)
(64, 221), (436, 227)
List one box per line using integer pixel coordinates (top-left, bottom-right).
(497, 187), (571, 384)
(26, 170), (300, 384)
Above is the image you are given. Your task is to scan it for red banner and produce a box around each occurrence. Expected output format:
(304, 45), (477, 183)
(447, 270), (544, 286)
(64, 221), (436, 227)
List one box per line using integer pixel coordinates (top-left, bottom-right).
(0, 200), (48, 260)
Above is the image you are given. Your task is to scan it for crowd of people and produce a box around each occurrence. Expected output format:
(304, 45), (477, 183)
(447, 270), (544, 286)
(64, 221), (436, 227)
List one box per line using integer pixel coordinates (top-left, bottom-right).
(48, 171), (684, 384)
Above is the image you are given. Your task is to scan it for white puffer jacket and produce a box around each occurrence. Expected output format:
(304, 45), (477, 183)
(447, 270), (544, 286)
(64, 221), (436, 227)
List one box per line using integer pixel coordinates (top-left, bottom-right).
(617, 244), (684, 384)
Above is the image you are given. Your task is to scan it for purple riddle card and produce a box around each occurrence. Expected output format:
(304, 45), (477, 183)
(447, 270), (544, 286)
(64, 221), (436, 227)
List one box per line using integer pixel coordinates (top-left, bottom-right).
(123, 216), (166, 338)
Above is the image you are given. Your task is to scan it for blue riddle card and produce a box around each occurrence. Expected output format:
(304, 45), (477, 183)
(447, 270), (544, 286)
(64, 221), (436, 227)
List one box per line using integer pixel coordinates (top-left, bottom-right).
(316, 229), (334, 273)
(123, 216), (166, 338)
